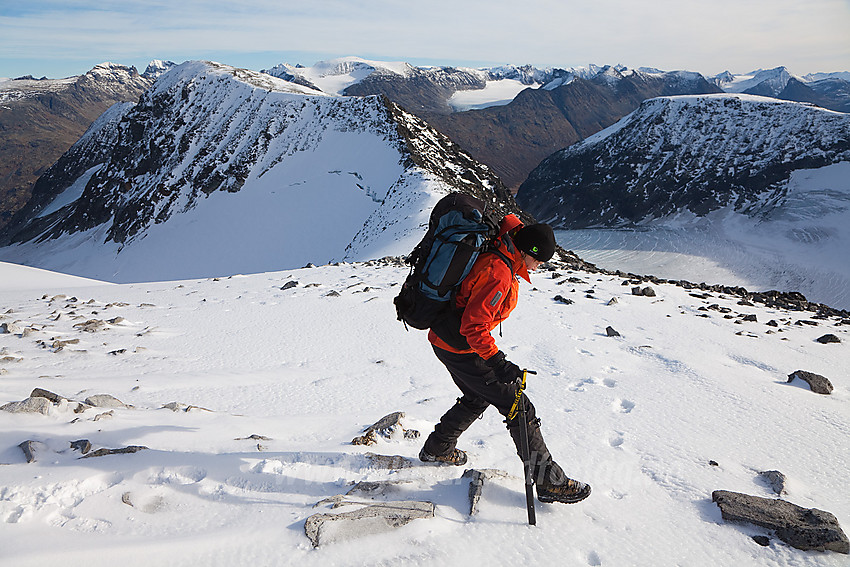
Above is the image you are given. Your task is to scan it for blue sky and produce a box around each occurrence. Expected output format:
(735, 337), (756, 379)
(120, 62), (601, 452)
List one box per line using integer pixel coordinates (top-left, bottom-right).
(2, 0), (849, 79)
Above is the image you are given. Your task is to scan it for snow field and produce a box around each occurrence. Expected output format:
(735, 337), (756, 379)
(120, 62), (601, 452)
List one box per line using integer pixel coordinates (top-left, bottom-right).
(0, 260), (847, 566)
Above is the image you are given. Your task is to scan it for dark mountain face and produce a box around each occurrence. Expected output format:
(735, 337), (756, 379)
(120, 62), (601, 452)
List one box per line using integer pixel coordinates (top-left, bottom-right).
(420, 72), (721, 190)
(805, 78), (850, 113)
(516, 95), (850, 228)
(0, 64), (151, 231)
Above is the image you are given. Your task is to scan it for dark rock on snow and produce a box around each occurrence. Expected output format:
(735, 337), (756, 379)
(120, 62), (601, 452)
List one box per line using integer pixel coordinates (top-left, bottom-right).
(352, 412), (420, 446)
(712, 490), (849, 554)
(816, 334), (841, 344)
(606, 326), (621, 337)
(787, 370), (834, 395)
(759, 470), (787, 496)
(463, 468), (510, 516)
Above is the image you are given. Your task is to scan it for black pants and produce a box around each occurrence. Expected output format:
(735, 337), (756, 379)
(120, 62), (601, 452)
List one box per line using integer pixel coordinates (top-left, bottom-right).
(424, 345), (567, 484)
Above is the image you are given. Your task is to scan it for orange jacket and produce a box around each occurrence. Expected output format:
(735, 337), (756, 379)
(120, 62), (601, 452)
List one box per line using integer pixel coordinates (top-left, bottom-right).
(428, 219), (530, 360)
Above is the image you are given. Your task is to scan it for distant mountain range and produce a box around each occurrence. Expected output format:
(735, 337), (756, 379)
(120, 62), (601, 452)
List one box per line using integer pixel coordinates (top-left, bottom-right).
(265, 59), (850, 190)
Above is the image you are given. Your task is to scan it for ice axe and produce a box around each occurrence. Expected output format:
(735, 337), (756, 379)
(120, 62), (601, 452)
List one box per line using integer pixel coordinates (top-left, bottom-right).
(508, 369), (537, 526)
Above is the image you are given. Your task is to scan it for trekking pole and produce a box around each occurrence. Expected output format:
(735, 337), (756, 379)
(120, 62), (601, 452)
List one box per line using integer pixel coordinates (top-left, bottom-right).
(508, 369), (538, 526)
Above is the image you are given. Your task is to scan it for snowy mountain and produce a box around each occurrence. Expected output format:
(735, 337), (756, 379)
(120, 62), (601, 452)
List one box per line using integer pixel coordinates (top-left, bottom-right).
(517, 94), (850, 309)
(0, 252), (848, 565)
(0, 63), (152, 231)
(712, 67), (850, 113)
(518, 94), (850, 226)
(0, 61), (521, 283)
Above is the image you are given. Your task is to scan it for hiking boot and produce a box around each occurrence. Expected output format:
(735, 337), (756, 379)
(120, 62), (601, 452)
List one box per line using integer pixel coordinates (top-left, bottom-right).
(419, 446), (468, 466)
(537, 477), (591, 504)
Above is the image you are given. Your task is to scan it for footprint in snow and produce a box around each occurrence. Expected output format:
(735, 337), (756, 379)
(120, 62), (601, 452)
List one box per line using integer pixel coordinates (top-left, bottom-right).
(612, 399), (635, 413)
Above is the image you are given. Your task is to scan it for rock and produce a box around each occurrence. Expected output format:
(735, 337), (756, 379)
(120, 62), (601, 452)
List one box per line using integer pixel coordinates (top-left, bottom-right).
(18, 440), (41, 463)
(606, 326), (621, 337)
(30, 388), (66, 403)
(712, 490), (849, 554)
(325, 290), (341, 297)
(632, 286), (656, 297)
(84, 394), (128, 408)
(281, 280), (298, 290)
(0, 321), (22, 334)
(752, 535), (771, 546)
(304, 500), (435, 546)
(462, 469), (510, 516)
(759, 470), (787, 495)
(787, 370), (833, 395)
(346, 480), (413, 498)
(553, 295), (574, 305)
(607, 297), (619, 305)
(742, 314), (758, 322)
(107, 317), (125, 324)
(363, 452), (413, 470)
(352, 412), (419, 445)
(81, 445), (148, 459)
(1, 397), (52, 415)
(816, 334), (841, 344)
(70, 439), (92, 454)
(73, 319), (107, 332)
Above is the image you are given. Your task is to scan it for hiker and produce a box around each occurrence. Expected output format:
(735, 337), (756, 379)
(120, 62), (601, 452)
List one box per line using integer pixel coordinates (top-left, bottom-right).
(419, 218), (592, 504)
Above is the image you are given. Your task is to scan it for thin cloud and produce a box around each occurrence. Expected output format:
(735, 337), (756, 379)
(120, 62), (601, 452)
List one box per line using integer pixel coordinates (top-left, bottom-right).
(2, 0), (848, 77)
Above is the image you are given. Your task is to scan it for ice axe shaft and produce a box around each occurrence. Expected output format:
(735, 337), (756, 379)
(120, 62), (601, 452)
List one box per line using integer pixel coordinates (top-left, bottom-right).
(511, 369), (537, 526)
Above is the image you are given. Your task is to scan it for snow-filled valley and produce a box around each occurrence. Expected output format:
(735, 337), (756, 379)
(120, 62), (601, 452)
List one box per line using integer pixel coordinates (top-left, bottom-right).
(1, 255), (847, 566)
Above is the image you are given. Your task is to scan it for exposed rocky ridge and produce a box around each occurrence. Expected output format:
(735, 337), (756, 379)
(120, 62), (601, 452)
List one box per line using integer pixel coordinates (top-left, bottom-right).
(0, 63), (152, 231)
(517, 94), (850, 228)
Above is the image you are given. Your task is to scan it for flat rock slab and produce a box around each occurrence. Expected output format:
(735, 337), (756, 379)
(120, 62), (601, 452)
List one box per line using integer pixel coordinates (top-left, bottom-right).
(713, 490), (849, 554)
(787, 370), (833, 395)
(305, 500), (435, 546)
(1, 397), (52, 415)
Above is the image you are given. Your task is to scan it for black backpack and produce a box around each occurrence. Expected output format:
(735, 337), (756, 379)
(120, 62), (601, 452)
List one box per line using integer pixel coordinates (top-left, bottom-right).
(393, 192), (502, 331)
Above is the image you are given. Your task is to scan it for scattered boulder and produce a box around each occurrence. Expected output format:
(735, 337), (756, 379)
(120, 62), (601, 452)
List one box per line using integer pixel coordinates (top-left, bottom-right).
(1, 397), (52, 415)
(304, 500), (435, 547)
(363, 452), (413, 470)
(787, 370), (834, 395)
(606, 326), (621, 337)
(607, 297), (619, 306)
(463, 469), (510, 516)
(553, 295), (574, 305)
(816, 334), (841, 344)
(632, 286), (656, 297)
(0, 321), (22, 334)
(30, 388), (66, 403)
(84, 394), (129, 408)
(742, 314), (758, 322)
(759, 470), (787, 495)
(712, 490), (849, 554)
(352, 412), (419, 445)
(281, 280), (298, 290)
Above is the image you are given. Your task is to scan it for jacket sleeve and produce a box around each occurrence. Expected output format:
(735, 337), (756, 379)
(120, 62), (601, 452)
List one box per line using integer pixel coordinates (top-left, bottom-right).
(458, 263), (512, 359)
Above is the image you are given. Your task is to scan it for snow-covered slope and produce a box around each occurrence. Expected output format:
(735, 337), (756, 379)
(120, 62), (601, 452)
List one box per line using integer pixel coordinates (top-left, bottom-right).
(0, 61), (519, 283)
(0, 258), (847, 566)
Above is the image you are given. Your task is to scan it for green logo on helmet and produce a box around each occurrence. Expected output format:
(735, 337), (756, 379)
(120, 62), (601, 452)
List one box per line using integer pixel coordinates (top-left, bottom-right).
(532, 246), (539, 253)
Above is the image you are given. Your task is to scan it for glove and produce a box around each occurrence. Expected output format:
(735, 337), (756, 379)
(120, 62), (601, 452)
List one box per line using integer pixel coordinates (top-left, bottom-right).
(484, 350), (523, 383)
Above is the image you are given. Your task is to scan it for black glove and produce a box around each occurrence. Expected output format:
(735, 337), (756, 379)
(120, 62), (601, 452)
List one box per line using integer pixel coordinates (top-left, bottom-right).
(484, 350), (523, 383)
